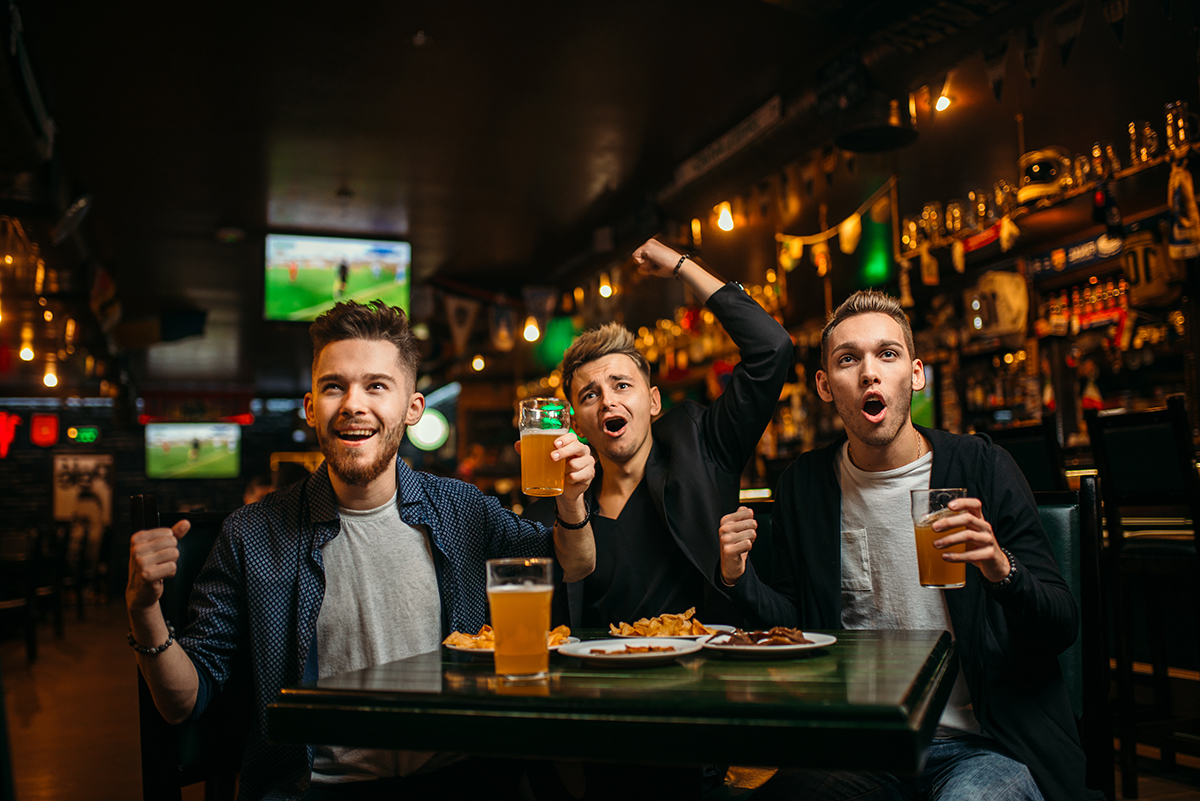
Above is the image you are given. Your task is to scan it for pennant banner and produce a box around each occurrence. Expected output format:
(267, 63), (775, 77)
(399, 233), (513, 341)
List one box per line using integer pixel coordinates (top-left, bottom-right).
(444, 295), (481, 356)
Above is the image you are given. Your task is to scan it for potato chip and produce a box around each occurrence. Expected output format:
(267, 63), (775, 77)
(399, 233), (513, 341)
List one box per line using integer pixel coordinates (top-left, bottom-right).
(608, 607), (716, 637)
(443, 624), (571, 649)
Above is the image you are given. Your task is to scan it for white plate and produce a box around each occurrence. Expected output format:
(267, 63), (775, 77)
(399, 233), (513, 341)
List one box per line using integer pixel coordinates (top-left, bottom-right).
(701, 631), (837, 658)
(444, 636), (580, 656)
(609, 623), (737, 640)
(558, 637), (703, 666)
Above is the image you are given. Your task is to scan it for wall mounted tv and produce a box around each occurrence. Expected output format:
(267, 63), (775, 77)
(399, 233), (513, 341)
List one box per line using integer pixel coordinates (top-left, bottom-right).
(145, 423), (242, 479)
(265, 233), (411, 321)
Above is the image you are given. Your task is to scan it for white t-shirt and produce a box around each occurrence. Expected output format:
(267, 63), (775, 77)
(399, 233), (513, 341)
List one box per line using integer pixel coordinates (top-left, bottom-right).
(836, 442), (980, 737)
(311, 491), (460, 783)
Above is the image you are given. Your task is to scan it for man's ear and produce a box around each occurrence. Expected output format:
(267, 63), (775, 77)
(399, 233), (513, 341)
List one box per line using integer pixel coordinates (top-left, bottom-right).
(406, 392), (426, 426)
(815, 370), (833, 403)
(649, 386), (662, 417)
(303, 393), (316, 428)
(911, 359), (926, 392)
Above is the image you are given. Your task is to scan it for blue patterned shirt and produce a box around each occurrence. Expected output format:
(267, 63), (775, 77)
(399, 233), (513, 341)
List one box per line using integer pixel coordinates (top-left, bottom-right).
(178, 458), (552, 801)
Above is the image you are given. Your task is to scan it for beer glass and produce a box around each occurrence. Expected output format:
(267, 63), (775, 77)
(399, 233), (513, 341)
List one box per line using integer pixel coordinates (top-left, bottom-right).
(910, 488), (968, 588)
(519, 398), (568, 496)
(486, 557), (554, 680)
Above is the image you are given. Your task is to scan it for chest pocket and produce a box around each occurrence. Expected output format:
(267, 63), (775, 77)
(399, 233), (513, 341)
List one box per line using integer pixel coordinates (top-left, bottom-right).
(841, 528), (872, 591)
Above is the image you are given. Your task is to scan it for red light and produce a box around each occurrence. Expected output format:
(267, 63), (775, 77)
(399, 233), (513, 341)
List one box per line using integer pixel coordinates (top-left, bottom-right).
(1094, 190), (1105, 205)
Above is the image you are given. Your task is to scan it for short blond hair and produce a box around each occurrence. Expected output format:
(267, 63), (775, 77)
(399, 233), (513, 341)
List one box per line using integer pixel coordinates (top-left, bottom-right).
(820, 290), (915, 371)
(561, 322), (651, 404)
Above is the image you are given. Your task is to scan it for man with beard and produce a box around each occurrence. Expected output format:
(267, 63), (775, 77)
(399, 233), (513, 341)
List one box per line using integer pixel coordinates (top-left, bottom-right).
(531, 236), (793, 632)
(716, 291), (1098, 801)
(127, 300), (596, 801)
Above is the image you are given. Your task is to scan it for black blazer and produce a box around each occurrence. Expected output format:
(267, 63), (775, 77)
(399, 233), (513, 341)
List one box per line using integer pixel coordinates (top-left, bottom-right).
(529, 282), (794, 627)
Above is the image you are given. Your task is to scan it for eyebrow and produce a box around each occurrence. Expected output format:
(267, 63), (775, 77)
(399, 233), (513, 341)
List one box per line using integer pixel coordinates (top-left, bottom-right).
(831, 339), (905, 355)
(316, 372), (397, 385)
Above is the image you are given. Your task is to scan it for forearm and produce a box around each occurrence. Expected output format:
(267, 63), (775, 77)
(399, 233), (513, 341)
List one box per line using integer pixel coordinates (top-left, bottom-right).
(552, 495), (595, 583)
(675, 256), (725, 303)
(129, 602), (200, 724)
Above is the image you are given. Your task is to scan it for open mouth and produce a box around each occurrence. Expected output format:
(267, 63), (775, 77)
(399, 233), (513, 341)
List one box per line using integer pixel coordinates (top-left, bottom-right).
(862, 396), (886, 423)
(602, 416), (628, 436)
(337, 428), (376, 443)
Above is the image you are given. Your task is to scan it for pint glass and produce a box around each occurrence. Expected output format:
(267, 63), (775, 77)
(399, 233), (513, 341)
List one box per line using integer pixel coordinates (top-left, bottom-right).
(486, 558), (554, 680)
(519, 398), (568, 496)
(910, 488), (967, 589)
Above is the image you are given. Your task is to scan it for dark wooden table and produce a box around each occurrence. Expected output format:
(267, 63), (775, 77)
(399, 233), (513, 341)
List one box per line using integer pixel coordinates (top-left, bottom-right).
(267, 629), (957, 775)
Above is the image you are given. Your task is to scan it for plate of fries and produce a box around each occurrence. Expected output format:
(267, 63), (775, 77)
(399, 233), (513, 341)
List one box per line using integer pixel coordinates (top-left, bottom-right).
(442, 625), (577, 655)
(608, 607), (733, 639)
(558, 637), (702, 667)
(701, 628), (836, 659)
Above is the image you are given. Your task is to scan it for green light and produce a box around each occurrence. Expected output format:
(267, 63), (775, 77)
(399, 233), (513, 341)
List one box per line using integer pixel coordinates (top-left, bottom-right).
(74, 426), (100, 444)
(859, 217), (893, 286)
(534, 316), (581, 370)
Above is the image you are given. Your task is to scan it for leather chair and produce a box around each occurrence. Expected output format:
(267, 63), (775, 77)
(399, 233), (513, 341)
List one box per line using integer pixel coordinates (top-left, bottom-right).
(131, 495), (248, 801)
(986, 418), (1069, 492)
(1035, 475), (1113, 801)
(1084, 396), (1200, 798)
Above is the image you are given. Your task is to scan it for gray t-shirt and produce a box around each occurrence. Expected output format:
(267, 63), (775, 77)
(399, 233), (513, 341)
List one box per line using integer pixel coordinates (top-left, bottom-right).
(311, 491), (456, 783)
(836, 442), (981, 737)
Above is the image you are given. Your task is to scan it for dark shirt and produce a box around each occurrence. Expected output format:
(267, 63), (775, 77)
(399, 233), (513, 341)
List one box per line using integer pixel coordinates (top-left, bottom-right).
(581, 479), (705, 627)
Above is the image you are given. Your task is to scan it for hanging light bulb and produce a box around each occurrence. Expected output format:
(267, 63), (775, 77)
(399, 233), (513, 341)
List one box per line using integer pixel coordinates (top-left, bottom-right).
(43, 354), (57, 387)
(471, 354), (486, 371)
(716, 202), (734, 232)
(19, 345), (34, 361)
(935, 95), (952, 112)
(598, 272), (612, 298)
(20, 322), (33, 360)
(523, 316), (540, 342)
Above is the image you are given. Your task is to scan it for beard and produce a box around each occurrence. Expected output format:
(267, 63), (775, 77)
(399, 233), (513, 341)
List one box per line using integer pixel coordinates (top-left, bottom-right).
(833, 388), (913, 448)
(316, 422), (405, 487)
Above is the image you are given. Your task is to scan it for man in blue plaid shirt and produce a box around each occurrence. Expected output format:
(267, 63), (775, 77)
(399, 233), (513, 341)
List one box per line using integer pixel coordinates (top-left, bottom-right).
(126, 300), (596, 800)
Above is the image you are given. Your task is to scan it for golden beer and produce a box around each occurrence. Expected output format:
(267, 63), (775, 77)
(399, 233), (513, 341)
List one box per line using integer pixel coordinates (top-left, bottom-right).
(488, 584), (554, 678)
(520, 430), (565, 497)
(914, 521), (967, 588)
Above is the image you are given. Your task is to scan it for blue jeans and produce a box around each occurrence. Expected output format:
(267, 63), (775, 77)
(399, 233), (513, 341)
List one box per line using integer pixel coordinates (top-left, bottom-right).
(753, 736), (1044, 801)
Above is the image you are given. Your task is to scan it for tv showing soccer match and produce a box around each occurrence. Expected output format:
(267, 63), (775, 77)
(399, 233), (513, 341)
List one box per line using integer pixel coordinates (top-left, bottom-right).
(145, 423), (242, 479)
(264, 233), (411, 321)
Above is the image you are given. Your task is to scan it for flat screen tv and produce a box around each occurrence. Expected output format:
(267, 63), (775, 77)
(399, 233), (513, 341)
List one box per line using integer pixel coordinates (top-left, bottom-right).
(264, 233), (411, 321)
(145, 423), (242, 479)
(911, 364), (937, 429)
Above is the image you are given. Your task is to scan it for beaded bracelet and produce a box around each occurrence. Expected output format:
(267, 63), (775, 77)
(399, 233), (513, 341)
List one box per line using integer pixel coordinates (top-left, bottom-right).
(555, 499), (591, 530)
(672, 254), (688, 279)
(128, 620), (175, 655)
(983, 548), (1017, 591)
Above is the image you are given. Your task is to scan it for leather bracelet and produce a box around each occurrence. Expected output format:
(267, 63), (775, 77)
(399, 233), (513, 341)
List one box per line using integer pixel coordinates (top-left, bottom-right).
(555, 499), (591, 530)
(673, 254), (688, 279)
(128, 620), (175, 655)
(983, 548), (1017, 590)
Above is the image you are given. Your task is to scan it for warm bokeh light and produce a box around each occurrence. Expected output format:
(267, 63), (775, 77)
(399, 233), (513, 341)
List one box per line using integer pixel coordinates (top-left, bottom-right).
(471, 354), (485, 371)
(44, 309), (53, 321)
(523, 316), (540, 342)
(935, 95), (951, 112)
(43, 370), (57, 387)
(716, 202), (734, 231)
(19, 346), (34, 361)
(598, 272), (612, 298)
(691, 218), (703, 247)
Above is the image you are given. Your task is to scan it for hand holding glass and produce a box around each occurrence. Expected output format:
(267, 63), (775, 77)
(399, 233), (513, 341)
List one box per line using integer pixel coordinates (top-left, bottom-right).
(911, 488), (967, 589)
(519, 398), (568, 497)
(486, 558), (554, 679)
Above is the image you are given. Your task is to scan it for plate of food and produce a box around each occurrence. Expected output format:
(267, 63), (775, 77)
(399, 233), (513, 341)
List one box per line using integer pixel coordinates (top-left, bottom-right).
(608, 607), (734, 639)
(442, 625), (577, 656)
(558, 637), (703, 667)
(701, 627), (836, 659)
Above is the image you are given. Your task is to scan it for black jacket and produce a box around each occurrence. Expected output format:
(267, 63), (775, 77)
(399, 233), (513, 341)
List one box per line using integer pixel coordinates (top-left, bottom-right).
(529, 281), (794, 627)
(728, 427), (1101, 801)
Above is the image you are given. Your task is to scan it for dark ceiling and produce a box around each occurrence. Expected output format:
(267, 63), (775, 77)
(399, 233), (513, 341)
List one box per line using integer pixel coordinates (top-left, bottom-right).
(9, 0), (1045, 398)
